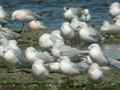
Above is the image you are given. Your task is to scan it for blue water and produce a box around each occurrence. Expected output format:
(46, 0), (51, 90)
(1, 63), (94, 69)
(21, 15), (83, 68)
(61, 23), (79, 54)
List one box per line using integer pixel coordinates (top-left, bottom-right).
(0, 0), (120, 29)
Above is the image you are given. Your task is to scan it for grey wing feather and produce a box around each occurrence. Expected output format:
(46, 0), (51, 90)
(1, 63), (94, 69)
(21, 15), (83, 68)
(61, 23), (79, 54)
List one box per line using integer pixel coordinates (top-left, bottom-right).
(60, 45), (82, 57)
(0, 27), (21, 39)
(108, 57), (120, 69)
(37, 51), (54, 63)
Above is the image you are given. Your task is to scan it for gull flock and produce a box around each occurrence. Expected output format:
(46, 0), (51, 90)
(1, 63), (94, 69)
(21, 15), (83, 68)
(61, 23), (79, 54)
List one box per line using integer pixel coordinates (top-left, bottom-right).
(0, 2), (120, 81)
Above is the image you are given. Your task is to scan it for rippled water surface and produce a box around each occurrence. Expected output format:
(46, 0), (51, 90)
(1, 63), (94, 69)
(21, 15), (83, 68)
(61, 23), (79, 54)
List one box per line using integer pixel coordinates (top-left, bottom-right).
(0, 0), (120, 29)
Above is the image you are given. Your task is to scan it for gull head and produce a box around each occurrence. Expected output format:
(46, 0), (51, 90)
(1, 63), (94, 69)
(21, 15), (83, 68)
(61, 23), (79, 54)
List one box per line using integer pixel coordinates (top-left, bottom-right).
(26, 46), (36, 53)
(51, 30), (63, 41)
(3, 49), (19, 64)
(63, 7), (78, 21)
(8, 40), (18, 48)
(109, 2), (120, 16)
(51, 47), (60, 57)
(101, 20), (111, 31)
(28, 20), (47, 30)
(39, 33), (53, 48)
(64, 7), (69, 11)
(88, 43), (100, 51)
(80, 8), (91, 21)
(51, 30), (61, 37)
(25, 47), (38, 64)
(0, 46), (6, 56)
(0, 37), (8, 46)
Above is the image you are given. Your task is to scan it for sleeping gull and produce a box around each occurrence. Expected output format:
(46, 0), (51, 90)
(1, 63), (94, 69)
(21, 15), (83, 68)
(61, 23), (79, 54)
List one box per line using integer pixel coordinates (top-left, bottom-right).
(88, 63), (104, 80)
(39, 30), (64, 49)
(32, 60), (49, 80)
(25, 47), (54, 65)
(88, 43), (120, 68)
(51, 40), (88, 58)
(0, 25), (21, 39)
(46, 62), (61, 73)
(101, 20), (120, 32)
(59, 56), (89, 75)
(11, 9), (35, 21)
(88, 43), (109, 65)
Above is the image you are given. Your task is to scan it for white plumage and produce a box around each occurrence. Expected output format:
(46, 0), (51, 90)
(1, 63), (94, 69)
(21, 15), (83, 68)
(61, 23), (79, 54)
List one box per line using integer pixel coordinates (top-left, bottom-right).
(88, 44), (109, 65)
(32, 60), (49, 80)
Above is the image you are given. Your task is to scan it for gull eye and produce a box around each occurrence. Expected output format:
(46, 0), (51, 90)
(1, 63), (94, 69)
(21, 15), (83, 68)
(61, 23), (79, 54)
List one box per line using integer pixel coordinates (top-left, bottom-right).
(88, 45), (94, 50)
(64, 7), (69, 11)
(65, 7), (69, 10)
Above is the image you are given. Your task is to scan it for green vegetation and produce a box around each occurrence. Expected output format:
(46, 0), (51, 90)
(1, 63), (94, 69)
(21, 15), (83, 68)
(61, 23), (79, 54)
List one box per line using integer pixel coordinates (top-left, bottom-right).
(0, 69), (120, 90)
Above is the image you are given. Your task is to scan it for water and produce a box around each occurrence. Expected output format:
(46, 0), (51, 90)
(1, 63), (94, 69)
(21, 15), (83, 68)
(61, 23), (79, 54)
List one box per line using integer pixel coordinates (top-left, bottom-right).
(0, 0), (120, 29)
